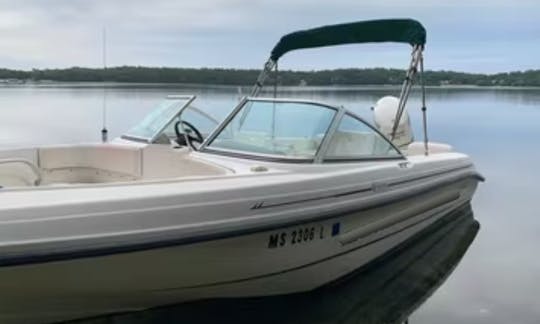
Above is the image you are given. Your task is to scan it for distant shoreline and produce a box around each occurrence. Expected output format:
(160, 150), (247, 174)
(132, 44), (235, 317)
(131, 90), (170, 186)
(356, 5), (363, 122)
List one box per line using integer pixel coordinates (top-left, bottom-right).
(1, 81), (539, 91)
(1, 66), (540, 87)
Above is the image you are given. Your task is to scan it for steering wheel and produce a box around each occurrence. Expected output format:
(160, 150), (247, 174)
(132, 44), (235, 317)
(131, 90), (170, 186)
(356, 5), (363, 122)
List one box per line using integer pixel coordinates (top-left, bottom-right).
(174, 120), (204, 149)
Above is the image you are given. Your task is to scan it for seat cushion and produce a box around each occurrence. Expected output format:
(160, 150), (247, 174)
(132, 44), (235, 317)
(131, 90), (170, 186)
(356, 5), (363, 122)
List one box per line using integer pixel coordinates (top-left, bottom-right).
(39, 144), (142, 177)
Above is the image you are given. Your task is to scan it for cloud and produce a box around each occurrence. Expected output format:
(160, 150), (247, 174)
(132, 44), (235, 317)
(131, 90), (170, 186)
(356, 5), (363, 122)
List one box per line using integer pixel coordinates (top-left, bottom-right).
(0, 0), (538, 72)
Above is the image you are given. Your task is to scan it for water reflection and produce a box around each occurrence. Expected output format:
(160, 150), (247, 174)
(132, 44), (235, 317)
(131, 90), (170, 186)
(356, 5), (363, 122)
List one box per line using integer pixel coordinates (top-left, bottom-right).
(73, 204), (479, 324)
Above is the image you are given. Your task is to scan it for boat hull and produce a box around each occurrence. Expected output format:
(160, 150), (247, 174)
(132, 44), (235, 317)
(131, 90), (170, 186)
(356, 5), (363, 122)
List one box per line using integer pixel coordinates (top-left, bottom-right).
(0, 176), (479, 323)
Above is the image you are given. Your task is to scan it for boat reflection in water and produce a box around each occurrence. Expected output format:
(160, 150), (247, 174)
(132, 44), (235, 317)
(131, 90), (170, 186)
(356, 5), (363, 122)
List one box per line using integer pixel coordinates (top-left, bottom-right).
(79, 204), (479, 324)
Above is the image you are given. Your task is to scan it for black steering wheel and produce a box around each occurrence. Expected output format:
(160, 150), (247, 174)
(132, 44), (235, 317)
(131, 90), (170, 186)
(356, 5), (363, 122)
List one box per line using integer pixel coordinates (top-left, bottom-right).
(174, 120), (204, 149)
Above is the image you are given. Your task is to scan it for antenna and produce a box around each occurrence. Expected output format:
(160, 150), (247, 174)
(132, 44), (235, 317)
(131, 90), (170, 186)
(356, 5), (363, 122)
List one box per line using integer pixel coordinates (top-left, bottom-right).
(101, 27), (109, 143)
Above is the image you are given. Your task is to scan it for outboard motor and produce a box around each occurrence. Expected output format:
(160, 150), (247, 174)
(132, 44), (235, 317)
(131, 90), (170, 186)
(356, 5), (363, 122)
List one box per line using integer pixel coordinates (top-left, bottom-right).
(373, 96), (414, 149)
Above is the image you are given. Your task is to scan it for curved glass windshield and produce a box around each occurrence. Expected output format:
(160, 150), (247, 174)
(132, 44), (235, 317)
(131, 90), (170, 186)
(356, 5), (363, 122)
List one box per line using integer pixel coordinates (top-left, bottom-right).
(208, 100), (336, 159)
(159, 106), (220, 141)
(325, 114), (401, 159)
(123, 97), (194, 142)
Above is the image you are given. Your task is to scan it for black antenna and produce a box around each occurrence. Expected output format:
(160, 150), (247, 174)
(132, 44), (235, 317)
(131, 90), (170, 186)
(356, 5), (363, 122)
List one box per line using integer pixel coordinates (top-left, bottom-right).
(101, 27), (109, 143)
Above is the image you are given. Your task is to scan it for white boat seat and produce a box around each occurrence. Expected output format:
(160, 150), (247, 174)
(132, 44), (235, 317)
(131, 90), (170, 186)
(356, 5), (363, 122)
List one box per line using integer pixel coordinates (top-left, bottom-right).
(325, 131), (379, 156)
(38, 144), (142, 184)
(0, 158), (41, 187)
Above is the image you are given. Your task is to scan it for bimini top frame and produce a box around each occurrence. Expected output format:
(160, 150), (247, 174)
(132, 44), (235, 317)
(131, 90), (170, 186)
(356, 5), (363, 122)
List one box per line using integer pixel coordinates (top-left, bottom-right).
(250, 18), (430, 155)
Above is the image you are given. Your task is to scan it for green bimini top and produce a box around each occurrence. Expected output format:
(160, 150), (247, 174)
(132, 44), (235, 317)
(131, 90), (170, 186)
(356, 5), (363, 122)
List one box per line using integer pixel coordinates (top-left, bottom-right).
(270, 19), (426, 62)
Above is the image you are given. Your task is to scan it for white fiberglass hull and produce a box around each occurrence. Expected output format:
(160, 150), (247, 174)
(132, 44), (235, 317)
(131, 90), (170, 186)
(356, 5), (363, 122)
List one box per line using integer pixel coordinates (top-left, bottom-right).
(0, 164), (480, 323)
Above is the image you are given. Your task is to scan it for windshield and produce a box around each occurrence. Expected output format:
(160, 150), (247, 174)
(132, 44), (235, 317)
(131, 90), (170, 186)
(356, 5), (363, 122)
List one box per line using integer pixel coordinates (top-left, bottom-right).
(159, 106), (220, 140)
(123, 97), (194, 142)
(122, 96), (220, 144)
(206, 100), (336, 159)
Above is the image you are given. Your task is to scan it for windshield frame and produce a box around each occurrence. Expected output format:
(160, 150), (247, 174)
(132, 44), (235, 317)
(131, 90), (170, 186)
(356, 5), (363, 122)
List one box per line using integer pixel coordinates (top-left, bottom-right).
(200, 97), (405, 163)
(199, 97), (340, 162)
(121, 95), (197, 144)
(321, 111), (405, 163)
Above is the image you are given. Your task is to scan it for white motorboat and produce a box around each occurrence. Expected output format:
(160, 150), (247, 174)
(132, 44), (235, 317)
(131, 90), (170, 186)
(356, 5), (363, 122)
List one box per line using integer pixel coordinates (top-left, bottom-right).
(0, 19), (483, 323)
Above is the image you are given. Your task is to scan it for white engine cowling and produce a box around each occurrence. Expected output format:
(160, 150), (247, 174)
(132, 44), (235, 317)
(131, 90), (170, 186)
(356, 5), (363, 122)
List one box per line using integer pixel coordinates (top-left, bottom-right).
(373, 96), (414, 148)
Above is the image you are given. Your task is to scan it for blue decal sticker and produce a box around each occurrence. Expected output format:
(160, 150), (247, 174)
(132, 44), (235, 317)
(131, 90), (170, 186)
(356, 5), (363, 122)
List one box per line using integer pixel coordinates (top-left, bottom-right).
(332, 222), (341, 236)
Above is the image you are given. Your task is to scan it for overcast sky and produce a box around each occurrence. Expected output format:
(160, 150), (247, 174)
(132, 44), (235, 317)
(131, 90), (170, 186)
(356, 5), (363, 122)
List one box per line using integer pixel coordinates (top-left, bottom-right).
(0, 0), (538, 73)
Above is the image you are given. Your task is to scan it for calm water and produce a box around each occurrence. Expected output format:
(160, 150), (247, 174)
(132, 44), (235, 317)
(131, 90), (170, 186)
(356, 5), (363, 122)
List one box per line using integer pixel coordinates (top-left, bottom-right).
(1, 84), (539, 323)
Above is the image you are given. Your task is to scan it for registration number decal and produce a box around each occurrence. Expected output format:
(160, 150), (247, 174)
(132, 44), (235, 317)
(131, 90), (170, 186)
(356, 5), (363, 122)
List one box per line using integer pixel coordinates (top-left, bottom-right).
(267, 223), (340, 249)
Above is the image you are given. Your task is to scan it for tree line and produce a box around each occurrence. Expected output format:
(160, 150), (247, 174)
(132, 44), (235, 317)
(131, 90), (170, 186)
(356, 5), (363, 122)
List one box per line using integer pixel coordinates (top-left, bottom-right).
(1, 66), (539, 86)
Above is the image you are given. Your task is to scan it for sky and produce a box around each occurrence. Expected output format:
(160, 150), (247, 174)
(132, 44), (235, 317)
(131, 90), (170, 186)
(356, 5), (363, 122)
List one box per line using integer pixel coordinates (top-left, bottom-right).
(0, 0), (538, 73)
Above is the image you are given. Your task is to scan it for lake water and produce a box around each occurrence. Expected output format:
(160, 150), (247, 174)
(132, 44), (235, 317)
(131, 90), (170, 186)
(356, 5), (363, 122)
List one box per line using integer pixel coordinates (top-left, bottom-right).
(1, 84), (539, 323)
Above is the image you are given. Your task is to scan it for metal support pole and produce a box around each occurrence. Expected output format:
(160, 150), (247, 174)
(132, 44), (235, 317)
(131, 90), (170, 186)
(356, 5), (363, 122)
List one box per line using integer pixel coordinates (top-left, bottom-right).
(249, 59), (276, 97)
(420, 51), (429, 156)
(242, 58), (276, 130)
(272, 62), (278, 139)
(391, 45), (421, 140)
(101, 27), (109, 143)
(273, 61), (278, 99)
